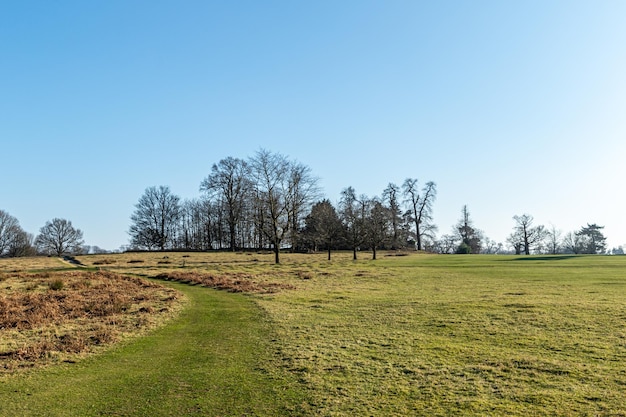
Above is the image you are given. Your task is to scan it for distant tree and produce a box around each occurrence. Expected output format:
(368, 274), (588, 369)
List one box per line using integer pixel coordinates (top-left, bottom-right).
(576, 223), (607, 254)
(402, 179), (437, 251)
(339, 187), (367, 260)
(6, 229), (35, 257)
(0, 210), (23, 256)
(545, 224), (562, 255)
(507, 231), (525, 255)
(383, 183), (402, 249)
(303, 199), (343, 260)
(562, 231), (584, 254)
(434, 234), (458, 254)
(366, 198), (390, 260)
(455, 205), (482, 254)
(200, 157), (252, 251)
(512, 214), (546, 255)
(482, 238), (502, 254)
(129, 186), (181, 250)
(284, 160), (320, 252)
(35, 218), (84, 256)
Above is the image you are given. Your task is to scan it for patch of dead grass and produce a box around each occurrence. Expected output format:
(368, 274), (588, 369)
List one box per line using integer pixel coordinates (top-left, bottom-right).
(0, 270), (183, 374)
(154, 271), (296, 294)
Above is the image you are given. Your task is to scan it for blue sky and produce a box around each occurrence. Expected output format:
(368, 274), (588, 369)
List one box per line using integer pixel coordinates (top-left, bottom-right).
(2, 1), (625, 251)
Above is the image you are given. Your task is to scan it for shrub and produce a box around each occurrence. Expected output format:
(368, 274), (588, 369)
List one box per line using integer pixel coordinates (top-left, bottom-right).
(48, 279), (64, 291)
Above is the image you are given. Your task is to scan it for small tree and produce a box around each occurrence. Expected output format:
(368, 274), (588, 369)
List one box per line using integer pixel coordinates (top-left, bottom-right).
(35, 218), (84, 256)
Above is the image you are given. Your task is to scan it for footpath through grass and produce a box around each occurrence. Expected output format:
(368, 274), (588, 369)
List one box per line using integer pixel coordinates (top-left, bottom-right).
(0, 279), (308, 416)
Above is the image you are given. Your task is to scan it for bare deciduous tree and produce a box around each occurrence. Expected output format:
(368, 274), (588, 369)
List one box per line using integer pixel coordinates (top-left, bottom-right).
(512, 214), (546, 255)
(383, 183), (402, 249)
(402, 179), (437, 251)
(200, 157), (252, 251)
(285, 161), (320, 252)
(339, 187), (368, 260)
(546, 224), (562, 255)
(129, 186), (181, 250)
(250, 149), (318, 263)
(366, 198), (390, 260)
(35, 218), (84, 256)
(0, 210), (22, 256)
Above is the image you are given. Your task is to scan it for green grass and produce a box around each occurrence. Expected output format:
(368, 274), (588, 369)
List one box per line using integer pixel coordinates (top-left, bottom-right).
(253, 254), (626, 416)
(2, 252), (626, 416)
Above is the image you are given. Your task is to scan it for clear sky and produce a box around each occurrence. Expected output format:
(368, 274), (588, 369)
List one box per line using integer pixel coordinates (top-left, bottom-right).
(2, 1), (625, 251)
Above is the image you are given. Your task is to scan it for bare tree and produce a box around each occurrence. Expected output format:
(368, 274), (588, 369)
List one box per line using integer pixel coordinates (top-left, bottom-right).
(35, 218), (84, 256)
(200, 157), (252, 251)
(402, 179), (437, 251)
(435, 234), (458, 254)
(339, 187), (367, 260)
(366, 198), (390, 260)
(285, 161), (320, 252)
(0, 210), (22, 256)
(250, 150), (317, 263)
(562, 231), (583, 254)
(383, 183), (402, 249)
(7, 229), (35, 257)
(512, 214), (546, 255)
(129, 186), (181, 250)
(546, 224), (562, 255)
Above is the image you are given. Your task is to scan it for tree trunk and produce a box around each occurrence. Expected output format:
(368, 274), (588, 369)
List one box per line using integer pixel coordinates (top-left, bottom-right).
(353, 247), (357, 260)
(273, 242), (280, 264)
(372, 246), (377, 260)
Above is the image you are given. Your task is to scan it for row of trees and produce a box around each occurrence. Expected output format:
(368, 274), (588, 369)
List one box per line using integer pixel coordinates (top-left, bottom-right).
(0, 211), (84, 257)
(431, 206), (610, 255)
(1, 150), (617, 259)
(127, 150), (438, 263)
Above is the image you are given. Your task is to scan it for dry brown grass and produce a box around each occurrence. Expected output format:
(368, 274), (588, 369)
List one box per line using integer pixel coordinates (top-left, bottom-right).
(154, 271), (296, 294)
(0, 270), (183, 373)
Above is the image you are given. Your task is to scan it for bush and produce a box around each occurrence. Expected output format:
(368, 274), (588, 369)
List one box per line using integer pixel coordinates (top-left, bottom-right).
(456, 242), (472, 254)
(48, 279), (64, 291)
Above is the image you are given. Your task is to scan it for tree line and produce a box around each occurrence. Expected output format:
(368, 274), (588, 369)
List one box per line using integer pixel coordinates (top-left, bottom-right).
(0, 213), (84, 257)
(436, 206), (615, 255)
(125, 150), (438, 263)
(1, 149), (620, 260)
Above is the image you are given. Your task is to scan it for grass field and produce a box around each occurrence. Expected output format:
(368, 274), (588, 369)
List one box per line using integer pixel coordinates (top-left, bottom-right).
(1, 252), (625, 416)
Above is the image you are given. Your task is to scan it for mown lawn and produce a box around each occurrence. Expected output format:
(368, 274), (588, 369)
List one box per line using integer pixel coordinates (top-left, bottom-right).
(1, 252), (625, 416)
